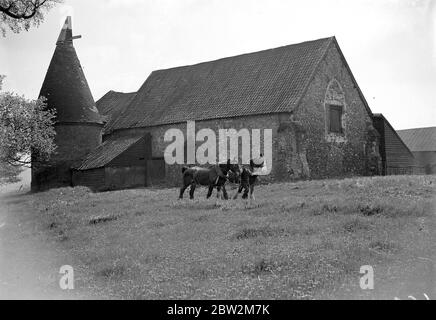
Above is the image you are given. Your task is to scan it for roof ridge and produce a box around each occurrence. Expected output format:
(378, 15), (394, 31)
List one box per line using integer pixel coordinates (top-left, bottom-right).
(98, 90), (136, 101)
(153, 36), (335, 73)
(105, 36), (338, 132)
(110, 90), (137, 95)
(397, 126), (436, 131)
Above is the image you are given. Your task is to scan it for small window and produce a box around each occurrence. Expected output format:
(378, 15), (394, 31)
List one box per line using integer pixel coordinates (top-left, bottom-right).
(328, 105), (343, 134)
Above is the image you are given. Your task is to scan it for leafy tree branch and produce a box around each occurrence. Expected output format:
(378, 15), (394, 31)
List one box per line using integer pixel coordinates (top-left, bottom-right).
(0, 75), (57, 184)
(0, 0), (63, 35)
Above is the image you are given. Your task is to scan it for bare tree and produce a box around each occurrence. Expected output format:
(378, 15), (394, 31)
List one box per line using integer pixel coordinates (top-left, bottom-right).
(0, 0), (63, 35)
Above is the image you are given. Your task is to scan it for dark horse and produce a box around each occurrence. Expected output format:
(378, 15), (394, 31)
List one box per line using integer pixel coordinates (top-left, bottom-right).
(233, 159), (263, 200)
(179, 159), (240, 200)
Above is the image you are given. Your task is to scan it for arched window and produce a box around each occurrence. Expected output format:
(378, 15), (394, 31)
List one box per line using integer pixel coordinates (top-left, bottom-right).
(328, 105), (343, 134)
(324, 79), (346, 136)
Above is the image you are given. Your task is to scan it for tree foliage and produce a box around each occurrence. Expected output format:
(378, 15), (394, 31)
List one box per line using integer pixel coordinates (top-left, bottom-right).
(0, 75), (56, 184)
(0, 0), (63, 35)
(0, 161), (23, 184)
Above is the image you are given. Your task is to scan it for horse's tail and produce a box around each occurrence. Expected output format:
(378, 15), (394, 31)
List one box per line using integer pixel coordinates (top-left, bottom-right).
(182, 166), (189, 174)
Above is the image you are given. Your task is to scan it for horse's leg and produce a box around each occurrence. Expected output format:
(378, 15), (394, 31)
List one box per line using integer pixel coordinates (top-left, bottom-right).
(206, 185), (214, 199)
(215, 186), (223, 205)
(189, 183), (196, 200)
(250, 184), (255, 201)
(249, 176), (257, 201)
(216, 186), (221, 199)
(179, 185), (188, 199)
(222, 185), (229, 200)
(179, 175), (192, 199)
(179, 179), (190, 199)
(242, 183), (249, 199)
(233, 185), (243, 199)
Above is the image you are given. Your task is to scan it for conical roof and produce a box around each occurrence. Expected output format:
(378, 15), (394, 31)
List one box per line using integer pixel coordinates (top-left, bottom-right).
(39, 17), (102, 124)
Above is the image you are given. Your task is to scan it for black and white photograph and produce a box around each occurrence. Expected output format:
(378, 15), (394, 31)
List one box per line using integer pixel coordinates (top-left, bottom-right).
(0, 0), (435, 307)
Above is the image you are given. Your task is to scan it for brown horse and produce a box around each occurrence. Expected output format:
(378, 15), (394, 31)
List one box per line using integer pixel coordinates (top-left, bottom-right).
(233, 158), (264, 200)
(179, 159), (240, 200)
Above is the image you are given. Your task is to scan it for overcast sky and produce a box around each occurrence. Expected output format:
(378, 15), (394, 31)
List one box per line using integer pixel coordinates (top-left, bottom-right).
(1, 0), (435, 130)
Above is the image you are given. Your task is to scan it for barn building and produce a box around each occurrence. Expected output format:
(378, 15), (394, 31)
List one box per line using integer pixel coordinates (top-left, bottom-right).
(73, 35), (382, 190)
(372, 114), (416, 175)
(397, 127), (436, 174)
(33, 17), (417, 192)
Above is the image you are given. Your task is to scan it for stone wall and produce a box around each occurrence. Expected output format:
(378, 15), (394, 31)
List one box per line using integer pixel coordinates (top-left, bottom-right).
(32, 123), (102, 191)
(294, 41), (376, 179)
(107, 114), (300, 186)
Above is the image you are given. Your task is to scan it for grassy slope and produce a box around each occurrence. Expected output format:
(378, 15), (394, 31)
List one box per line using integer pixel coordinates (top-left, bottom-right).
(1, 175), (435, 299)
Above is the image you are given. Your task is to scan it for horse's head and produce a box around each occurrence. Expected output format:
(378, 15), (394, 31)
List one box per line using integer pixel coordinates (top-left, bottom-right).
(225, 159), (241, 182)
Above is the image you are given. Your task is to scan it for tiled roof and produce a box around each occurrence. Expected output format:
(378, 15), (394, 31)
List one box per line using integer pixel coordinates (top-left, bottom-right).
(96, 91), (137, 132)
(107, 37), (334, 131)
(96, 90), (137, 119)
(73, 135), (144, 170)
(39, 17), (102, 124)
(397, 127), (436, 152)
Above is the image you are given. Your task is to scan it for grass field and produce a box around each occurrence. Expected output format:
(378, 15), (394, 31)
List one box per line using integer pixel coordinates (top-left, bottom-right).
(1, 175), (435, 299)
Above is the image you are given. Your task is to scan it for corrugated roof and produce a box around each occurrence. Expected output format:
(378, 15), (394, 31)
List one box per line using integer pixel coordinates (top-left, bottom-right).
(107, 37), (334, 131)
(39, 17), (102, 124)
(73, 135), (144, 170)
(397, 127), (436, 152)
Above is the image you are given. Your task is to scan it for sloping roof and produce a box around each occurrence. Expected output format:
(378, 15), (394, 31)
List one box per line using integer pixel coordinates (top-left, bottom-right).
(372, 113), (414, 157)
(40, 17), (102, 124)
(96, 90), (137, 119)
(96, 91), (137, 132)
(397, 127), (436, 152)
(107, 37), (334, 131)
(73, 135), (144, 170)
